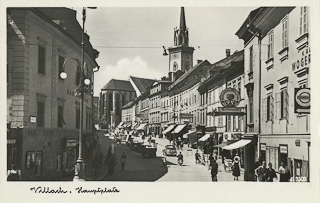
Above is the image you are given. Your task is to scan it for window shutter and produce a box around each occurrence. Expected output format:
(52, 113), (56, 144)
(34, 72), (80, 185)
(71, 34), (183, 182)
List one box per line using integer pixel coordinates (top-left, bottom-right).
(275, 93), (281, 120)
(262, 97), (267, 122)
(270, 95), (274, 122)
(284, 89), (289, 121)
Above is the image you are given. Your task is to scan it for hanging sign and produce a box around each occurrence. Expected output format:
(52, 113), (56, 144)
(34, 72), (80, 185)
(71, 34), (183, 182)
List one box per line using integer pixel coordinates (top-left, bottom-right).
(220, 88), (241, 107)
(294, 88), (310, 114)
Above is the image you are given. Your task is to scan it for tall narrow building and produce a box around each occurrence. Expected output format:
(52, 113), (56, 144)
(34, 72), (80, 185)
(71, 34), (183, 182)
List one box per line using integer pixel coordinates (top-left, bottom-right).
(168, 7), (194, 81)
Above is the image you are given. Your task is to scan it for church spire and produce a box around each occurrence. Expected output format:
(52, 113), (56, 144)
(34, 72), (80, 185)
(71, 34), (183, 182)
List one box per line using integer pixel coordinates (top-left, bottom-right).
(174, 7), (189, 47)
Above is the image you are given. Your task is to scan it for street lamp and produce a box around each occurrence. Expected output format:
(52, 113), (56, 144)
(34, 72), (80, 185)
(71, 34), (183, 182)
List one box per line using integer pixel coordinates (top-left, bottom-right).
(60, 7), (97, 181)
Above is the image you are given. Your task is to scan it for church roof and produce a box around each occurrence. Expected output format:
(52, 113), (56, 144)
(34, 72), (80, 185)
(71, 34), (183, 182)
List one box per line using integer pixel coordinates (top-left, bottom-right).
(130, 76), (156, 94)
(101, 79), (134, 92)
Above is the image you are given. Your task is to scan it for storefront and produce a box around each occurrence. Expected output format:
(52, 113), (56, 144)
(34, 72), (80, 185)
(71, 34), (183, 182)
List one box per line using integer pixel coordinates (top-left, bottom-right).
(7, 128), (23, 170)
(259, 134), (310, 182)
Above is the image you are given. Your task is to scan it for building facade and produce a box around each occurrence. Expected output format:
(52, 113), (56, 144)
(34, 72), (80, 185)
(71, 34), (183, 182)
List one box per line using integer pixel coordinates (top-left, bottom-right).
(99, 79), (136, 129)
(7, 8), (99, 180)
(236, 7), (310, 181)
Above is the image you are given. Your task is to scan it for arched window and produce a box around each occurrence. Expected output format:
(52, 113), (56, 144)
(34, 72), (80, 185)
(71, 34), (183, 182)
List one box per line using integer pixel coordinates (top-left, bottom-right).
(173, 62), (178, 71)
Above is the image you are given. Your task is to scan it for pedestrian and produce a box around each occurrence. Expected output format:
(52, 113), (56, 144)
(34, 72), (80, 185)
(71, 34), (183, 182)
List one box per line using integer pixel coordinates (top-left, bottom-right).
(208, 152), (213, 170)
(254, 158), (262, 181)
(255, 161), (267, 182)
(210, 159), (218, 182)
(265, 163), (278, 182)
(120, 152), (127, 171)
(232, 156), (241, 181)
(108, 154), (116, 175)
(7, 164), (21, 181)
(213, 150), (218, 161)
(195, 150), (200, 164)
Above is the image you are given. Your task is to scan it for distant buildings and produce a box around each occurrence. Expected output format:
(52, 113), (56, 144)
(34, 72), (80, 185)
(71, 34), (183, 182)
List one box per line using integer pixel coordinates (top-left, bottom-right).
(7, 8), (99, 180)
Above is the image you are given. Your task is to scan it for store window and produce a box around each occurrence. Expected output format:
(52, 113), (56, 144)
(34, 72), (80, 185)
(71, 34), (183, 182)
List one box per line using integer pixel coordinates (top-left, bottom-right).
(279, 145), (288, 166)
(26, 151), (36, 169)
(260, 143), (266, 161)
(35, 151), (43, 176)
(56, 150), (62, 171)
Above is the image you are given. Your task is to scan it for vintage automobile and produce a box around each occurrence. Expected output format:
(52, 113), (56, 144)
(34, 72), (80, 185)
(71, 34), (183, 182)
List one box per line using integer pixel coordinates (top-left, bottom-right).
(162, 145), (177, 156)
(141, 143), (157, 157)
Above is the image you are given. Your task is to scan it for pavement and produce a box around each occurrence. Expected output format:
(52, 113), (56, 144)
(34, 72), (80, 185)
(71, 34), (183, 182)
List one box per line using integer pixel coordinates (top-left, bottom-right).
(82, 133), (245, 182)
(155, 137), (245, 182)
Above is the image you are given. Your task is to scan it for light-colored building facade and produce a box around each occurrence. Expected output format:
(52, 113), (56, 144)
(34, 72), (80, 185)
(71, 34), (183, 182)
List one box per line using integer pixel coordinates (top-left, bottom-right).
(236, 7), (310, 181)
(7, 8), (99, 180)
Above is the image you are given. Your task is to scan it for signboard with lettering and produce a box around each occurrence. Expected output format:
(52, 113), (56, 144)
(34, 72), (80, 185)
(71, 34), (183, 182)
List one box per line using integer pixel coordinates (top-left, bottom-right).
(280, 145), (288, 154)
(220, 88), (241, 107)
(292, 46), (311, 73)
(294, 88), (310, 114)
(208, 107), (246, 116)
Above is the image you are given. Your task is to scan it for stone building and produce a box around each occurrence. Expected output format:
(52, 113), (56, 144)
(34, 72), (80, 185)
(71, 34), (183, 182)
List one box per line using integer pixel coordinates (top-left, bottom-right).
(236, 7), (310, 181)
(99, 79), (136, 129)
(7, 8), (99, 180)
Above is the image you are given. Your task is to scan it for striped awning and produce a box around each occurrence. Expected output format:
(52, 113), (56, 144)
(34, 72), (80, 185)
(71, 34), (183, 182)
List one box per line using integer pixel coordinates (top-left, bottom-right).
(136, 123), (147, 130)
(173, 124), (186, 134)
(162, 125), (176, 134)
(222, 139), (251, 150)
(199, 134), (210, 142)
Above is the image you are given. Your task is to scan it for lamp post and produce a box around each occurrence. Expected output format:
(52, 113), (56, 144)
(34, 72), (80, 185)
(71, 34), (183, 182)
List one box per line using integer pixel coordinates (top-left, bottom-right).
(60, 7), (97, 181)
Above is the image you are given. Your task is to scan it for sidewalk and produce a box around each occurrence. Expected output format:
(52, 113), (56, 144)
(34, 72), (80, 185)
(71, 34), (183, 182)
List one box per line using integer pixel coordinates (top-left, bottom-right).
(156, 137), (245, 182)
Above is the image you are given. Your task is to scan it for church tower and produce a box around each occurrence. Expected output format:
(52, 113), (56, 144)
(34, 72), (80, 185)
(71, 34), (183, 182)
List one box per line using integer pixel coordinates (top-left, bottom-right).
(168, 7), (194, 81)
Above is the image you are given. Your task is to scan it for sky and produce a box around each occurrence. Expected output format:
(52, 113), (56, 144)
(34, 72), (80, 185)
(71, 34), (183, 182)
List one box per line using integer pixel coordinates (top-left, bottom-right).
(73, 7), (256, 96)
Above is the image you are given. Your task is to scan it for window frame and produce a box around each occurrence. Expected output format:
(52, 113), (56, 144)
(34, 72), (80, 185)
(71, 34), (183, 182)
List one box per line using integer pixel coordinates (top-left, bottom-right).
(38, 44), (46, 75)
(267, 31), (274, 59)
(300, 7), (308, 36)
(282, 17), (289, 49)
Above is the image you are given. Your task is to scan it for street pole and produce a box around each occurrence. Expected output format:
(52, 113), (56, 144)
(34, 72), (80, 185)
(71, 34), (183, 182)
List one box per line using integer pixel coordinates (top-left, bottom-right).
(73, 7), (86, 181)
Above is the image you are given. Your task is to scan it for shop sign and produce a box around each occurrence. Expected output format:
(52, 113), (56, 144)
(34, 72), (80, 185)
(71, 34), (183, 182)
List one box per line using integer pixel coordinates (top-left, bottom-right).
(292, 46), (311, 73)
(260, 143), (266, 151)
(219, 88), (241, 107)
(29, 116), (36, 123)
(180, 113), (193, 119)
(66, 140), (77, 147)
(7, 139), (16, 144)
(280, 146), (288, 154)
(294, 88), (310, 114)
(209, 107), (246, 116)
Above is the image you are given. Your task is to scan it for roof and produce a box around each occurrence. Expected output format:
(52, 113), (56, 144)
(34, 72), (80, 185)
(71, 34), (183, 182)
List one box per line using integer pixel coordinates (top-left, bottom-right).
(101, 79), (135, 91)
(130, 76), (156, 94)
(8, 8), (99, 67)
(235, 7), (295, 43)
(168, 60), (211, 93)
(198, 50), (244, 93)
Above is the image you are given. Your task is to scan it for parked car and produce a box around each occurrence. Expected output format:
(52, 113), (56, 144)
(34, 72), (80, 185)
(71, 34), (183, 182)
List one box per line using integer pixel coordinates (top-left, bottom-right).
(141, 143), (157, 157)
(162, 145), (177, 156)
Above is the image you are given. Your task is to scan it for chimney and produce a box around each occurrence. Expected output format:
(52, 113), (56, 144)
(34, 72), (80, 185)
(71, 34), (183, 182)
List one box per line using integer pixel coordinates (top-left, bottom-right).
(197, 60), (203, 64)
(226, 49), (230, 57)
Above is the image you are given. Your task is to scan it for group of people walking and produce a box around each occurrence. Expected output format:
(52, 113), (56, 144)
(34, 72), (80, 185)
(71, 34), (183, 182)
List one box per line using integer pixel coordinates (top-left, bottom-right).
(255, 160), (291, 182)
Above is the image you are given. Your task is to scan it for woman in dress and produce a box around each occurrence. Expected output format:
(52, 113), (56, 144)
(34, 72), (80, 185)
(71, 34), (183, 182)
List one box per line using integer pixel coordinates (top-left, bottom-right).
(232, 155), (241, 181)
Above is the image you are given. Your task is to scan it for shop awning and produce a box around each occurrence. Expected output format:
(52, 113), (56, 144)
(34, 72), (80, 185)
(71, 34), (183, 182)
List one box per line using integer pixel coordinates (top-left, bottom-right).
(214, 142), (227, 147)
(183, 130), (196, 138)
(117, 122), (124, 127)
(173, 124), (186, 134)
(136, 123), (147, 130)
(162, 125), (176, 134)
(199, 134), (210, 142)
(132, 123), (139, 129)
(222, 139), (251, 150)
